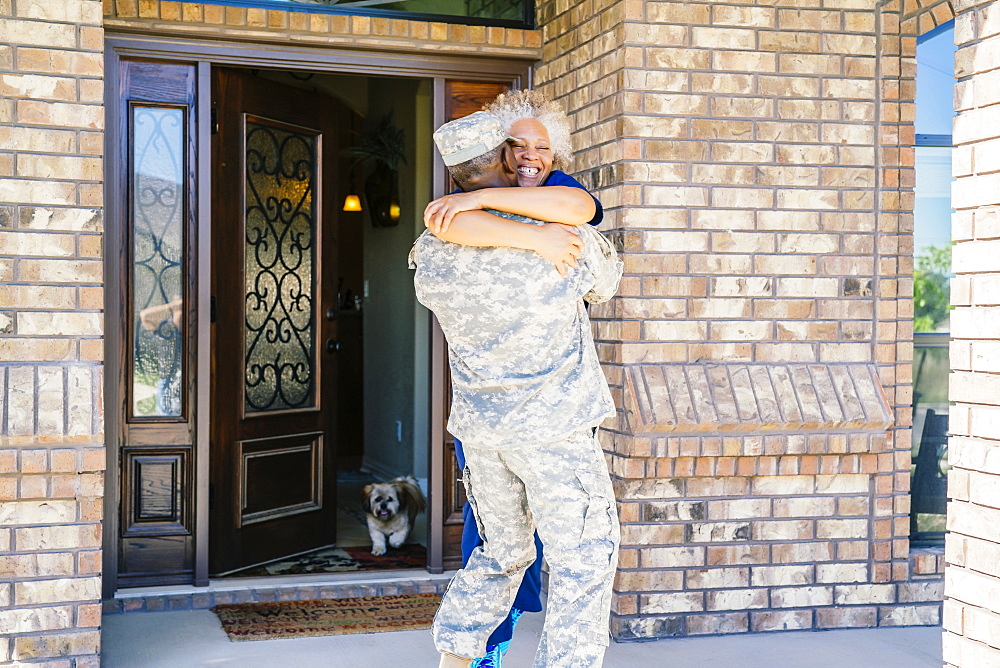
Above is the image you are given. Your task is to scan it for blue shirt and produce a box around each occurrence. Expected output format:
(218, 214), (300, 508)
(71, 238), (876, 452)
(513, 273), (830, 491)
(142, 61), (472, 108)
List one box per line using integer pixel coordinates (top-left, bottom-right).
(451, 169), (604, 226)
(542, 169), (604, 226)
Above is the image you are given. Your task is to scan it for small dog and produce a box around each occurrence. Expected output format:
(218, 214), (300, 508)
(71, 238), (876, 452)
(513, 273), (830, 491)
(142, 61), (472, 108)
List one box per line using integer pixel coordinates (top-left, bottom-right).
(362, 476), (426, 556)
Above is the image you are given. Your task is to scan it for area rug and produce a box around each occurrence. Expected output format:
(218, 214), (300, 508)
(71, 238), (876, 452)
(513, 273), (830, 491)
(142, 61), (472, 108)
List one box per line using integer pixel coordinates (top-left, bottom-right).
(213, 593), (442, 641)
(221, 543), (427, 577)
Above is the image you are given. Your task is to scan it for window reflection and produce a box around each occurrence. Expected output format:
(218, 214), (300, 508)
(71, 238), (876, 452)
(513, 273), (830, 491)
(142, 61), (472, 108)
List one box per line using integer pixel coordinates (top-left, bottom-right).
(198, 0), (530, 25)
(910, 21), (955, 542)
(132, 106), (185, 418)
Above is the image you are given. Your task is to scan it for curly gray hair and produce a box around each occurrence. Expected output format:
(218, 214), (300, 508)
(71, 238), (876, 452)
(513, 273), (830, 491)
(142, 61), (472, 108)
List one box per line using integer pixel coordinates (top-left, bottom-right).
(485, 89), (573, 169)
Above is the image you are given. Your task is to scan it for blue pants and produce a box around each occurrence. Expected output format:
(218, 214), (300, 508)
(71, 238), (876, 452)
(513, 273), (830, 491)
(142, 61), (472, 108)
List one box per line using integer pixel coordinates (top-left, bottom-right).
(455, 439), (544, 646)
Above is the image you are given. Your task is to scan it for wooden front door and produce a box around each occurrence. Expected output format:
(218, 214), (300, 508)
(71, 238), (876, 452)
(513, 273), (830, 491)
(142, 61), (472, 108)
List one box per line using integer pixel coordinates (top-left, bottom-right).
(209, 68), (341, 574)
(437, 79), (512, 569)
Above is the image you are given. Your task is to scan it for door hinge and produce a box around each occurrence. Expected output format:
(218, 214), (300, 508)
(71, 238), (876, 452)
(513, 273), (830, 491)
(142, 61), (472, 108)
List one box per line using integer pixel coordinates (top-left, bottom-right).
(210, 107), (218, 135)
(210, 296), (216, 323)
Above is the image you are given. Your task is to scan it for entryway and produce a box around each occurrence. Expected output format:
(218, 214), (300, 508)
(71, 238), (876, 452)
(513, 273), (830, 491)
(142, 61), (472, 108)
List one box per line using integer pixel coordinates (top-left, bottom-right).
(102, 33), (528, 597)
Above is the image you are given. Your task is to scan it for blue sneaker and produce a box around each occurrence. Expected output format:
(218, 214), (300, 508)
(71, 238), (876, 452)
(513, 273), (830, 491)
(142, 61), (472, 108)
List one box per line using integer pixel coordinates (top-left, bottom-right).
(470, 644), (503, 668)
(509, 608), (524, 631)
(471, 609), (525, 667)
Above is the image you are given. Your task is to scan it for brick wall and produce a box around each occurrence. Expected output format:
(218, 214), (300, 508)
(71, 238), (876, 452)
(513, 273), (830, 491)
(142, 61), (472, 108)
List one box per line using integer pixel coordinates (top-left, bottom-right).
(943, 0), (1000, 665)
(0, 0), (106, 665)
(534, 0), (950, 638)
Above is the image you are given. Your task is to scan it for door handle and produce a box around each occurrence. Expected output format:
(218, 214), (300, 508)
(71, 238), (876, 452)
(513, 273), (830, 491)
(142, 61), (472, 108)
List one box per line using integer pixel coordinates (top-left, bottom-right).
(325, 307), (338, 321)
(325, 338), (341, 354)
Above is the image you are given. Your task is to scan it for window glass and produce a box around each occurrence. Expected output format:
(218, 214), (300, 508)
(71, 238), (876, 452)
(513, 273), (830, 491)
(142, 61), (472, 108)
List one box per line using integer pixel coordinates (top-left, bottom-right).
(915, 23), (957, 136)
(188, 0), (531, 26)
(910, 21), (954, 543)
(244, 119), (318, 413)
(132, 105), (186, 419)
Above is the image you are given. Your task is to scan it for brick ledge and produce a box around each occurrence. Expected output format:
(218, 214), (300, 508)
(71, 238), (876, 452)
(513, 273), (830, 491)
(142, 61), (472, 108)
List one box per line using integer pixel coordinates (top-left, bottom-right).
(623, 363), (893, 436)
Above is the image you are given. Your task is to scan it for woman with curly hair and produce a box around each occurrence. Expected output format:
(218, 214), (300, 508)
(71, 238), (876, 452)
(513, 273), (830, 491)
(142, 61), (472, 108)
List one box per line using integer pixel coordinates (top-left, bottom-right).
(424, 89), (603, 276)
(423, 90), (609, 668)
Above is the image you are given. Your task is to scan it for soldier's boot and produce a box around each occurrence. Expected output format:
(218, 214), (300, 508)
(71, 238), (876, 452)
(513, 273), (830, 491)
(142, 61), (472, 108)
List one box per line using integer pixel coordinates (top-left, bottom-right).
(439, 652), (474, 668)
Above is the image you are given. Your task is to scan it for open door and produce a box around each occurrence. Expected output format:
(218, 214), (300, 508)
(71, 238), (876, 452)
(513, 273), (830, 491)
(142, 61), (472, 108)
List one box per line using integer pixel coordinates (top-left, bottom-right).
(209, 68), (343, 574)
(436, 80), (512, 570)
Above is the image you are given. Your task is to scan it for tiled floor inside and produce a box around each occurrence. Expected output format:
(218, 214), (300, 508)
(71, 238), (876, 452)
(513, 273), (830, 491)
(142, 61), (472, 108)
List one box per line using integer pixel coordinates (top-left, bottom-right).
(222, 467), (429, 575)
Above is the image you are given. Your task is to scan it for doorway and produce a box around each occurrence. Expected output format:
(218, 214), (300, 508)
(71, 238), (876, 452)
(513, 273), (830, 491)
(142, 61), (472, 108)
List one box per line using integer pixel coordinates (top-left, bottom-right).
(102, 34), (529, 595)
(208, 66), (434, 577)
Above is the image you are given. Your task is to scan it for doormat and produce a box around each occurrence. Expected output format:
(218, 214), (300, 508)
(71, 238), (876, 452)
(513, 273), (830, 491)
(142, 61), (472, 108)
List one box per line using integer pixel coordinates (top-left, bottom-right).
(221, 543), (427, 577)
(213, 593), (442, 641)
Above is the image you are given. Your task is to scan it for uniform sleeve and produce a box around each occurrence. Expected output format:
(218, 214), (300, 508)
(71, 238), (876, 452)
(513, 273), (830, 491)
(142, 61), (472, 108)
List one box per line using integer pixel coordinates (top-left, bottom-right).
(543, 170), (604, 227)
(577, 225), (623, 304)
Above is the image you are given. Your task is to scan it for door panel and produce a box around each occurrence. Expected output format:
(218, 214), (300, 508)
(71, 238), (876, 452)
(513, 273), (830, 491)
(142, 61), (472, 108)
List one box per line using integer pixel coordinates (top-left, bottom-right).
(438, 80), (511, 569)
(114, 59), (199, 588)
(210, 68), (344, 575)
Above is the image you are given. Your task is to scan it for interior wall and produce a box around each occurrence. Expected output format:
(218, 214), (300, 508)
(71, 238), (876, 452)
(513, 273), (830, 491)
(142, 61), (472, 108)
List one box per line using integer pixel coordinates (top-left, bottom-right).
(362, 77), (432, 482)
(411, 80), (433, 483)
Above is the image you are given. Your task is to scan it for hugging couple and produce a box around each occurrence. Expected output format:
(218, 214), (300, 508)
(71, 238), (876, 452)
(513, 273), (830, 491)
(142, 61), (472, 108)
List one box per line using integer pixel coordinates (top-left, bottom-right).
(409, 90), (623, 668)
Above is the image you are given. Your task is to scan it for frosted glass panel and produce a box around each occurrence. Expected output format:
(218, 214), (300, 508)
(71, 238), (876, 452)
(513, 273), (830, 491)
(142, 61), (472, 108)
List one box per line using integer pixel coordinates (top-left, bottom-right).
(132, 106), (185, 418)
(244, 119), (317, 413)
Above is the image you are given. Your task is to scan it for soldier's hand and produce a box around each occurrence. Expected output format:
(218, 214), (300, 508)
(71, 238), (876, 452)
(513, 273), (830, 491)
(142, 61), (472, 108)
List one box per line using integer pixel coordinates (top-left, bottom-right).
(531, 224), (584, 277)
(423, 192), (484, 234)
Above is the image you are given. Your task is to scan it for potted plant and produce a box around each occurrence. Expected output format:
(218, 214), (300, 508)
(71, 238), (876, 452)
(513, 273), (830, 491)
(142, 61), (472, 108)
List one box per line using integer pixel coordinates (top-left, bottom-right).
(347, 112), (406, 228)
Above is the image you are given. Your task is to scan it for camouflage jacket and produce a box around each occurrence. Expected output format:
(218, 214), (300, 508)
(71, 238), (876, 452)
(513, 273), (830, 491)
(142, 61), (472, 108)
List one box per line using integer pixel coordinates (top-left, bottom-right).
(409, 210), (623, 449)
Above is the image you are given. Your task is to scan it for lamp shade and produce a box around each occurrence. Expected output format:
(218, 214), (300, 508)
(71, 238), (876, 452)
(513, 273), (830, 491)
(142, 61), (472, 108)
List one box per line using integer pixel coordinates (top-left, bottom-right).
(343, 194), (362, 212)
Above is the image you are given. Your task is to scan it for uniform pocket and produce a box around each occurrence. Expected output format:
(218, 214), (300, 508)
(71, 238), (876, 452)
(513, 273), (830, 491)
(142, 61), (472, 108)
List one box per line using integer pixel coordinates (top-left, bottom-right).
(574, 467), (619, 568)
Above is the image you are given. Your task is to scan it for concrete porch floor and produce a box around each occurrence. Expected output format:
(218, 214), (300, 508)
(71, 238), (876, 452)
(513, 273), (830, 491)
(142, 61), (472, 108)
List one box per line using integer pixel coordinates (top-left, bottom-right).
(101, 603), (943, 667)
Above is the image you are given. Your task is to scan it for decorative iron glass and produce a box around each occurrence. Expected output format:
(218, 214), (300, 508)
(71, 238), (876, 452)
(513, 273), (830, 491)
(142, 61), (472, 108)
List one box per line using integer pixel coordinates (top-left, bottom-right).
(132, 106), (186, 419)
(188, 0), (531, 26)
(244, 119), (318, 413)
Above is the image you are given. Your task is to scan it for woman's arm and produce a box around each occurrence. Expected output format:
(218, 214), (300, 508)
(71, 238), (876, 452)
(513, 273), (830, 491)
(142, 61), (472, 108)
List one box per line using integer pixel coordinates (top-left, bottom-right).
(424, 186), (595, 235)
(430, 210), (584, 277)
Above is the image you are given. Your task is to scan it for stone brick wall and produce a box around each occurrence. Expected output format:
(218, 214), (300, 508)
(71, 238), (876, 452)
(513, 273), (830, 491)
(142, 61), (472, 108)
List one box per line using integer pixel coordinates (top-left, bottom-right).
(534, 0), (950, 638)
(0, 0), (106, 665)
(943, 0), (1000, 665)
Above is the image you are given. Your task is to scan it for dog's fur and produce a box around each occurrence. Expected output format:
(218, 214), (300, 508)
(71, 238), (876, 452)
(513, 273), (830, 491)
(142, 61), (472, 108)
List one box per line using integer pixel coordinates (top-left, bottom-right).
(362, 476), (427, 556)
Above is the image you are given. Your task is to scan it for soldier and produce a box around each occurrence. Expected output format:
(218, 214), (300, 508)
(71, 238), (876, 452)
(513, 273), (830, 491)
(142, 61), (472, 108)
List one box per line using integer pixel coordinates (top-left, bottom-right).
(409, 111), (622, 668)
(423, 89), (607, 668)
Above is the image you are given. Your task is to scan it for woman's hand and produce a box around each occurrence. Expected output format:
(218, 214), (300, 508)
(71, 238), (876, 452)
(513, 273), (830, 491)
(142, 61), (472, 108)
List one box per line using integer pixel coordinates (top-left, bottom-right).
(423, 192), (485, 234)
(529, 223), (584, 277)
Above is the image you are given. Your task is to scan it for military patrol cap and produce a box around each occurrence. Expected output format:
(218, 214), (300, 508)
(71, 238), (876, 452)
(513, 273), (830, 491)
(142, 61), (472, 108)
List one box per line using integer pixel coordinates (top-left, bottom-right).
(433, 111), (514, 167)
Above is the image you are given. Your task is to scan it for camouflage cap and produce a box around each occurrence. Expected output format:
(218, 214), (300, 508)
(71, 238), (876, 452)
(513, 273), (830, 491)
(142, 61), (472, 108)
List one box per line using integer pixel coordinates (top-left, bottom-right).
(433, 111), (514, 167)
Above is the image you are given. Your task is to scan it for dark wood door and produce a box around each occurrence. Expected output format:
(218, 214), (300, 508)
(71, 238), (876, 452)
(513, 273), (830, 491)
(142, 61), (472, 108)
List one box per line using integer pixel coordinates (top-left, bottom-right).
(438, 80), (512, 569)
(210, 68), (341, 574)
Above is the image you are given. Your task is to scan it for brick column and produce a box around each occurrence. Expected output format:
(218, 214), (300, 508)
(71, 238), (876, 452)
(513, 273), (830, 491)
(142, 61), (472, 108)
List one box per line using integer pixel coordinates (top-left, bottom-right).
(0, 1), (105, 665)
(534, 0), (943, 638)
(943, 0), (1000, 665)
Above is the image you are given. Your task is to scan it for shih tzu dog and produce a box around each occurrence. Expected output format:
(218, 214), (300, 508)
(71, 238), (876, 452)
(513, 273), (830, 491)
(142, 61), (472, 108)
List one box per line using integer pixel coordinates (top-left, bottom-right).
(362, 476), (426, 556)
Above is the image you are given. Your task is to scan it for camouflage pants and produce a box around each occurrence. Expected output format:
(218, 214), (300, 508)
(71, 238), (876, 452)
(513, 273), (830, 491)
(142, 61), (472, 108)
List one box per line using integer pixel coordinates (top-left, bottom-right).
(432, 428), (620, 667)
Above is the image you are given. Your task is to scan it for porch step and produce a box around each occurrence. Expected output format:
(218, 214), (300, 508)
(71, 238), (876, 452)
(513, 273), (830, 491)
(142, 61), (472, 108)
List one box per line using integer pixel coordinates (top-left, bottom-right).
(103, 570), (455, 614)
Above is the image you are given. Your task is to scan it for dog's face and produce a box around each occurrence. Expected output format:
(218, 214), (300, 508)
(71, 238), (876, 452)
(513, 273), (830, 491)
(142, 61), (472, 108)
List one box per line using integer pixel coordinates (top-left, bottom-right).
(363, 483), (402, 522)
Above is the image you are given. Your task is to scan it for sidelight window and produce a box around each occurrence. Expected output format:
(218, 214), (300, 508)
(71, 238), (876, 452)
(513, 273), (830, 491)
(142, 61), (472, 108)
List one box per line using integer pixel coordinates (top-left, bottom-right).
(910, 21), (955, 544)
(131, 105), (188, 419)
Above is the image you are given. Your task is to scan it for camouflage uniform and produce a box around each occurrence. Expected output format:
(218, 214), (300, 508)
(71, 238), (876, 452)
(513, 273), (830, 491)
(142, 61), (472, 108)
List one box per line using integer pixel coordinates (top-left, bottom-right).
(409, 200), (623, 666)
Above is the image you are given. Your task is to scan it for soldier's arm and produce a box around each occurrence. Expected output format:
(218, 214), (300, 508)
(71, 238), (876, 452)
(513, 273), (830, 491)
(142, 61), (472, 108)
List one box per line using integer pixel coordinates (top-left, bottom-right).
(424, 187), (594, 235)
(578, 226), (623, 304)
(429, 210), (584, 277)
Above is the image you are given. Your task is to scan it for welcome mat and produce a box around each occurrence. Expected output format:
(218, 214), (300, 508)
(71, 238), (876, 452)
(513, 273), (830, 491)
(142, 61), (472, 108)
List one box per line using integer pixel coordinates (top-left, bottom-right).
(221, 544), (427, 577)
(213, 593), (442, 641)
